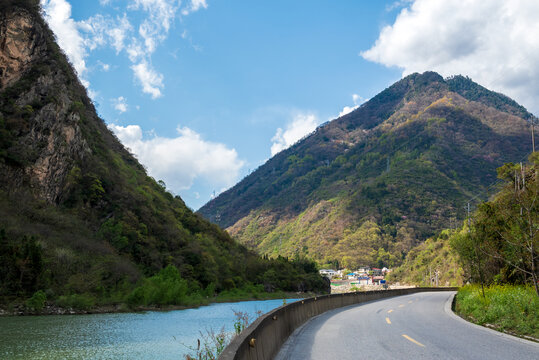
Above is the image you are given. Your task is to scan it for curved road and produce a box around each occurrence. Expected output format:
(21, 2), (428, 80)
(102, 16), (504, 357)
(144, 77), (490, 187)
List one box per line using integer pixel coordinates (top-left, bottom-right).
(276, 291), (538, 360)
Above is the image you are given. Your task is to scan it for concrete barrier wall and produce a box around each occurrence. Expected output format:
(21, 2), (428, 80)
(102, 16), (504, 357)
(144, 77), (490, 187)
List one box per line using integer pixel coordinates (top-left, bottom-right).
(219, 287), (458, 360)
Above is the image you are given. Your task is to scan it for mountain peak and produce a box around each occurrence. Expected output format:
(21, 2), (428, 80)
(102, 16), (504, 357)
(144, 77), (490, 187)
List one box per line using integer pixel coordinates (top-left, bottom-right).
(199, 73), (533, 268)
(402, 71), (445, 87)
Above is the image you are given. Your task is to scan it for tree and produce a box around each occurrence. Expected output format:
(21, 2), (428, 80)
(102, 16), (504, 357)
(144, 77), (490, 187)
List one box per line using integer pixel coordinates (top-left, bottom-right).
(455, 156), (539, 296)
(489, 157), (539, 296)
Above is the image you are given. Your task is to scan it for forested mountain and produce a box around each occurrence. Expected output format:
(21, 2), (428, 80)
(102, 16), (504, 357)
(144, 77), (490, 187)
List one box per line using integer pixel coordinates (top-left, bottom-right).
(0, 0), (325, 308)
(199, 71), (534, 269)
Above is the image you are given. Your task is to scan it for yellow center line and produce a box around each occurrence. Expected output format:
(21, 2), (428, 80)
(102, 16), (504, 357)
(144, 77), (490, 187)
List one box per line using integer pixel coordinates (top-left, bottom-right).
(402, 334), (425, 347)
(388, 309), (394, 313)
(398, 304), (405, 308)
(385, 317), (391, 324)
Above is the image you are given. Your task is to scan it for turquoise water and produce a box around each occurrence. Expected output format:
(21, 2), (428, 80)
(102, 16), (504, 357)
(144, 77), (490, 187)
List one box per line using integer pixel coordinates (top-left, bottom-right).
(0, 299), (296, 359)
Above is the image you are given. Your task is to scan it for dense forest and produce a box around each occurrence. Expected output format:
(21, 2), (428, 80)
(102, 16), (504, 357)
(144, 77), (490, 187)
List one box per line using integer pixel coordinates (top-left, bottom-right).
(0, 0), (326, 312)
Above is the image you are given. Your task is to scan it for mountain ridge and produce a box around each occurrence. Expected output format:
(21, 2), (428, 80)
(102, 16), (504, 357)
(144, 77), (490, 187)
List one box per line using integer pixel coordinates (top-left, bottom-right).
(199, 71), (533, 268)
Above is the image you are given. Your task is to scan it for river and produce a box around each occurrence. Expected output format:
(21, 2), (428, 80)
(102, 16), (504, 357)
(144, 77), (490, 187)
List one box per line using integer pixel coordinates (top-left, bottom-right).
(0, 298), (297, 359)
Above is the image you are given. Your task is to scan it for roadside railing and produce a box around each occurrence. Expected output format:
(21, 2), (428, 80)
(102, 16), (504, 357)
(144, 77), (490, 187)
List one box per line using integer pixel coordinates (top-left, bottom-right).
(219, 287), (458, 360)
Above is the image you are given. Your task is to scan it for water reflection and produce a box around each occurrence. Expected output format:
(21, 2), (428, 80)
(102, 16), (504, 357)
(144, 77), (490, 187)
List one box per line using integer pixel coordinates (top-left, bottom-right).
(0, 299), (297, 359)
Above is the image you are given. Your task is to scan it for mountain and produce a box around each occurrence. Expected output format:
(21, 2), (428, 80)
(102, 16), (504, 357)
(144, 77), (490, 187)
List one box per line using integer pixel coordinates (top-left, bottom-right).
(0, 1), (326, 307)
(199, 71), (533, 269)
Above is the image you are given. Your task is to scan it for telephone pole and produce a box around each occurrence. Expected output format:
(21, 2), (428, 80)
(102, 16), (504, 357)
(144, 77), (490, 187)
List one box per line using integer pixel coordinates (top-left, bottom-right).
(532, 116), (536, 153)
(467, 202), (471, 228)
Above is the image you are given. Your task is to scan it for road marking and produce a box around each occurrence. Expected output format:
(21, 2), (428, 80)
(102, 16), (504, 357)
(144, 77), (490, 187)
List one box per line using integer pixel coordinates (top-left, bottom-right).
(408, 300), (413, 304)
(398, 304), (405, 308)
(402, 334), (425, 347)
(385, 317), (391, 324)
(388, 309), (394, 313)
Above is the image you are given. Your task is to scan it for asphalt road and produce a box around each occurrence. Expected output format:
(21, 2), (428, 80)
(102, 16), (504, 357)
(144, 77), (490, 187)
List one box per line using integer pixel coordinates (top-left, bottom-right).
(275, 291), (538, 360)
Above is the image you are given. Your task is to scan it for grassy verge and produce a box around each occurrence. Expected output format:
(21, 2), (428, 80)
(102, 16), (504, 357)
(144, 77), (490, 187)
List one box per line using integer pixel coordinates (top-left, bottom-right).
(455, 284), (538, 339)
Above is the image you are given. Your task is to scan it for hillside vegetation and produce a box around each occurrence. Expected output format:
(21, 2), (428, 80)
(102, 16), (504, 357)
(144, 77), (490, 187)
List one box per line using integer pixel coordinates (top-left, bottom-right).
(200, 72), (533, 269)
(451, 153), (539, 295)
(388, 229), (463, 286)
(0, 1), (326, 311)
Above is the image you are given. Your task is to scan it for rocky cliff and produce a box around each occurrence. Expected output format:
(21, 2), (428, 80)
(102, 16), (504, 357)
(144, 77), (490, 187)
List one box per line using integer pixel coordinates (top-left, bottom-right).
(0, 5), (91, 203)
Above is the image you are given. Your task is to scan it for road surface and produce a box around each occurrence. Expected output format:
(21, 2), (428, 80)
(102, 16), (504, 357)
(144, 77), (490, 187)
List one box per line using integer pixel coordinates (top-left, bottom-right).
(275, 291), (538, 360)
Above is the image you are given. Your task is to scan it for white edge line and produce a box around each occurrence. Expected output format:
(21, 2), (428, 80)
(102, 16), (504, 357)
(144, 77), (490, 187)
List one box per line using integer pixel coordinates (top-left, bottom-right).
(444, 292), (539, 347)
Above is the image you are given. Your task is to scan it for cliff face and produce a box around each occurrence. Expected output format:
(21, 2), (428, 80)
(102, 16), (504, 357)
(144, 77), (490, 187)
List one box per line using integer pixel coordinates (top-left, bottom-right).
(0, 7), (45, 89)
(0, 7), (89, 203)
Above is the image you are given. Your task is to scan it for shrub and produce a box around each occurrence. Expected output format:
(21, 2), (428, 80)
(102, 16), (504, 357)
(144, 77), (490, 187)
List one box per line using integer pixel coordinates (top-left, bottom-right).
(127, 265), (190, 307)
(57, 293), (96, 310)
(25, 290), (46, 312)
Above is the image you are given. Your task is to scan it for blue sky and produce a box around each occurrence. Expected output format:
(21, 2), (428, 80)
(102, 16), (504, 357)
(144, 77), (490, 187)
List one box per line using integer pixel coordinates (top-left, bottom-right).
(40, 0), (539, 209)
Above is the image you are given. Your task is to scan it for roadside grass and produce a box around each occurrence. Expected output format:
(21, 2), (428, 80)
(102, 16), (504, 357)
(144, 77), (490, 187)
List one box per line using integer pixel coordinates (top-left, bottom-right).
(455, 284), (538, 339)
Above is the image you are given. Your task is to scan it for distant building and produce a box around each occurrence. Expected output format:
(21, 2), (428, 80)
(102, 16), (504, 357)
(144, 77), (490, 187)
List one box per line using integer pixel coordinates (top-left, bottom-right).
(357, 266), (370, 274)
(319, 269), (337, 279)
(357, 276), (372, 285)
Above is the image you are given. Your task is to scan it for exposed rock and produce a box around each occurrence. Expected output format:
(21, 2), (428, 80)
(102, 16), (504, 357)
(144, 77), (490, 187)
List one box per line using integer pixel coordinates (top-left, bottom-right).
(0, 7), (90, 203)
(0, 7), (46, 91)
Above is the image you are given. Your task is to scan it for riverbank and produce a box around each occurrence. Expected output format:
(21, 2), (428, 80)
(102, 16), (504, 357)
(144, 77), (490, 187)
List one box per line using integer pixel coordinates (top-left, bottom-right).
(0, 291), (309, 316)
(0, 298), (290, 359)
(454, 284), (538, 341)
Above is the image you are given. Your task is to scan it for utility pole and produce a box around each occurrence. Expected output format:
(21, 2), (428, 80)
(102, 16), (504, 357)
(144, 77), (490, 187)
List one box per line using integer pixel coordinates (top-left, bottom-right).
(467, 203), (471, 228)
(531, 116), (536, 153)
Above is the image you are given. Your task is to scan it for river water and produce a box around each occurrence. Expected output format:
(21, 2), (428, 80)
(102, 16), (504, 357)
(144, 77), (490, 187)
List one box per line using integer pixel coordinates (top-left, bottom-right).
(0, 299), (297, 359)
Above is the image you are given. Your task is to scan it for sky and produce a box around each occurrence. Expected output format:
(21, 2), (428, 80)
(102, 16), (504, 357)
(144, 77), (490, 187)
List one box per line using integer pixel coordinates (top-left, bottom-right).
(40, 0), (539, 210)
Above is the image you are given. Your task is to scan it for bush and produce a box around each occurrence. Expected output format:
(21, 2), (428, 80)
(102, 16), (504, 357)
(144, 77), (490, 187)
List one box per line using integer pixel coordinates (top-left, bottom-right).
(127, 265), (189, 307)
(25, 290), (46, 311)
(57, 293), (96, 310)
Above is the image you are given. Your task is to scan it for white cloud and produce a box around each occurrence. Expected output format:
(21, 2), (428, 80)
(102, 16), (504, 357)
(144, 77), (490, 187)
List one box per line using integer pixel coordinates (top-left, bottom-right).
(112, 96), (128, 113)
(271, 113), (319, 156)
(88, 88), (99, 100)
(361, 0), (539, 114)
(385, 0), (413, 12)
(129, 0), (179, 53)
(41, 0), (210, 100)
(41, 0), (87, 79)
(131, 61), (164, 98)
(336, 93), (366, 118)
(338, 105), (359, 118)
(182, 0), (208, 15)
(79, 13), (132, 54)
(109, 124), (245, 192)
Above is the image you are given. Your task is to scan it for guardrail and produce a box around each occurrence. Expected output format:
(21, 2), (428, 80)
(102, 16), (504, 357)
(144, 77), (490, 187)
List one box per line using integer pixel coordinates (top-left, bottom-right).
(219, 287), (458, 360)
